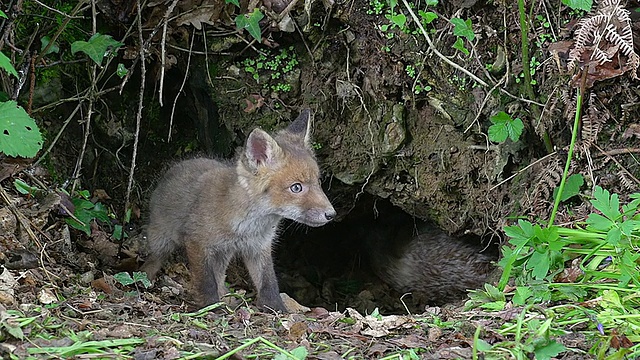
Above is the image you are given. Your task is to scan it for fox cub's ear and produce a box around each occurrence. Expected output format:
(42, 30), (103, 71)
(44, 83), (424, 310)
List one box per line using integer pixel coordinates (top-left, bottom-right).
(245, 129), (282, 170)
(286, 109), (312, 147)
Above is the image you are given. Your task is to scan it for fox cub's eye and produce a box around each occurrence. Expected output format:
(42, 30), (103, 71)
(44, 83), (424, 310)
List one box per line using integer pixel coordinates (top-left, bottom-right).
(290, 183), (303, 193)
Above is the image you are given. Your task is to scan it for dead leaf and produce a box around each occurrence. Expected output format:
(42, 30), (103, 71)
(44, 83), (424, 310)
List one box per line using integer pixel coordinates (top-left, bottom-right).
(622, 124), (640, 140)
(244, 94), (265, 113)
(91, 277), (113, 294)
(175, 7), (222, 30)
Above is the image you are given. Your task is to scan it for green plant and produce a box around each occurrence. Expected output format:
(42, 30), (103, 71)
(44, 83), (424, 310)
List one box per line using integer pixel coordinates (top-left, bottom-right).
(488, 111), (524, 143)
(241, 46), (299, 93)
(113, 271), (151, 289)
(64, 190), (111, 236)
(70, 33), (123, 66)
(562, 0), (593, 11)
(0, 101), (44, 158)
(450, 17), (475, 56)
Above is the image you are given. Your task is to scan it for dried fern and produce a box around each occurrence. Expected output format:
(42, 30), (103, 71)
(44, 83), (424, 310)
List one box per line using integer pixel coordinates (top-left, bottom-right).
(581, 93), (609, 146)
(568, 0), (639, 80)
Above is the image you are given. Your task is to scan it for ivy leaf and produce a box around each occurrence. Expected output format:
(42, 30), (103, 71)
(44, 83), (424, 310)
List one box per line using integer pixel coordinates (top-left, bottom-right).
(451, 18), (475, 41)
(0, 52), (18, 78)
(488, 111), (524, 143)
(561, 0), (592, 11)
(225, 0), (240, 6)
(426, 0), (438, 5)
(0, 101), (43, 158)
(452, 37), (469, 56)
(71, 33), (124, 66)
(419, 10), (438, 24)
(235, 8), (264, 42)
(113, 272), (135, 286)
(132, 271), (152, 288)
(40, 36), (59, 55)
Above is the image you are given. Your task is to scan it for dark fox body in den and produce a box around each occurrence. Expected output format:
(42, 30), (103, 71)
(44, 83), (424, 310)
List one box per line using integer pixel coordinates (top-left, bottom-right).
(141, 110), (336, 312)
(364, 214), (495, 305)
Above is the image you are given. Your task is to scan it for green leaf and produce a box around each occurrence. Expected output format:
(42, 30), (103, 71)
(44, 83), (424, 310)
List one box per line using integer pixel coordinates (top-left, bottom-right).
(474, 338), (492, 352)
(553, 174), (584, 202)
(235, 9), (264, 42)
(512, 286), (533, 305)
(451, 18), (475, 41)
(71, 33), (123, 66)
(561, 0), (592, 11)
(488, 111), (523, 143)
(418, 10), (438, 24)
(116, 63), (128, 78)
(586, 213), (614, 231)
(591, 186), (621, 221)
(426, 0), (438, 5)
(606, 227), (622, 246)
(390, 13), (406, 28)
(14, 179), (39, 195)
(113, 272), (135, 286)
(289, 346), (308, 360)
(529, 250), (550, 280)
(113, 224), (123, 240)
(40, 36), (59, 55)
(0, 10), (7, 19)
(225, 0), (240, 6)
(0, 52), (18, 78)
(534, 340), (566, 360)
(452, 37), (469, 56)
(132, 272), (152, 288)
(0, 101), (43, 157)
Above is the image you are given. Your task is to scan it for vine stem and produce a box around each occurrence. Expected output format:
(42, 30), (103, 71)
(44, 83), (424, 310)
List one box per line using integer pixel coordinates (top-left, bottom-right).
(548, 70), (586, 227)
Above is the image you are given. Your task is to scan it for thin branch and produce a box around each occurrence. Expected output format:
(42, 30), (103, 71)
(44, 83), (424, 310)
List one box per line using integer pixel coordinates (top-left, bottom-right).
(125, 0), (147, 211)
(168, 28), (195, 142)
(401, 0), (488, 87)
(158, 0), (180, 107)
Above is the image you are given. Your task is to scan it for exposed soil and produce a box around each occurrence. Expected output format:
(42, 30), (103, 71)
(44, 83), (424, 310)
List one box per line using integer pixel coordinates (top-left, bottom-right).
(2, 0), (640, 357)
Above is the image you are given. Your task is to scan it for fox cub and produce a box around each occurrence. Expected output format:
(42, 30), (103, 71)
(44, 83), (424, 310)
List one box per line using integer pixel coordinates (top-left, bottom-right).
(141, 109), (336, 312)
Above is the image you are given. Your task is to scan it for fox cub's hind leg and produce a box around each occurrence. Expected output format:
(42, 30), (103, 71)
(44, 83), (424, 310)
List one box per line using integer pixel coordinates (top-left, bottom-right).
(242, 245), (287, 312)
(140, 228), (176, 280)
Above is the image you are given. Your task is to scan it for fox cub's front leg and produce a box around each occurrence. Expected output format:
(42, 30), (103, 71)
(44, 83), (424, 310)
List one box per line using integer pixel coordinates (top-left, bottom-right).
(242, 245), (287, 312)
(186, 241), (233, 306)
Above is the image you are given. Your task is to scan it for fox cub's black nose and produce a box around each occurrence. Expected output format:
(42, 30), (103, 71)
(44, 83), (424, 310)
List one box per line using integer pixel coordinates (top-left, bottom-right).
(325, 210), (336, 221)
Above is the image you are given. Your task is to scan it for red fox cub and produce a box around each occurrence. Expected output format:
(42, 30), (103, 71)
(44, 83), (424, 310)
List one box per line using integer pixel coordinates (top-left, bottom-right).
(141, 109), (336, 312)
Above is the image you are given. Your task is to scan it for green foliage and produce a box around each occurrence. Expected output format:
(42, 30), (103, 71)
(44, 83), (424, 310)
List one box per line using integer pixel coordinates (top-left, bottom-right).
(40, 36), (59, 55)
(553, 174), (584, 202)
(113, 271), (151, 289)
(241, 46), (299, 93)
(14, 179), (41, 196)
(116, 63), (128, 78)
(64, 190), (111, 236)
(225, 0), (240, 6)
(0, 10), (7, 18)
(451, 18), (475, 41)
(0, 101), (44, 158)
(71, 33), (123, 66)
(471, 186), (640, 358)
(488, 111), (524, 143)
(0, 52), (18, 78)
(235, 8), (264, 42)
(562, 0), (593, 11)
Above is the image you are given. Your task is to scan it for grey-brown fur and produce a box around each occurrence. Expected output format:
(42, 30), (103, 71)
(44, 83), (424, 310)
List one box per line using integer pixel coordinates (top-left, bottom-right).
(368, 226), (495, 304)
(141, 110), (336, 312)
